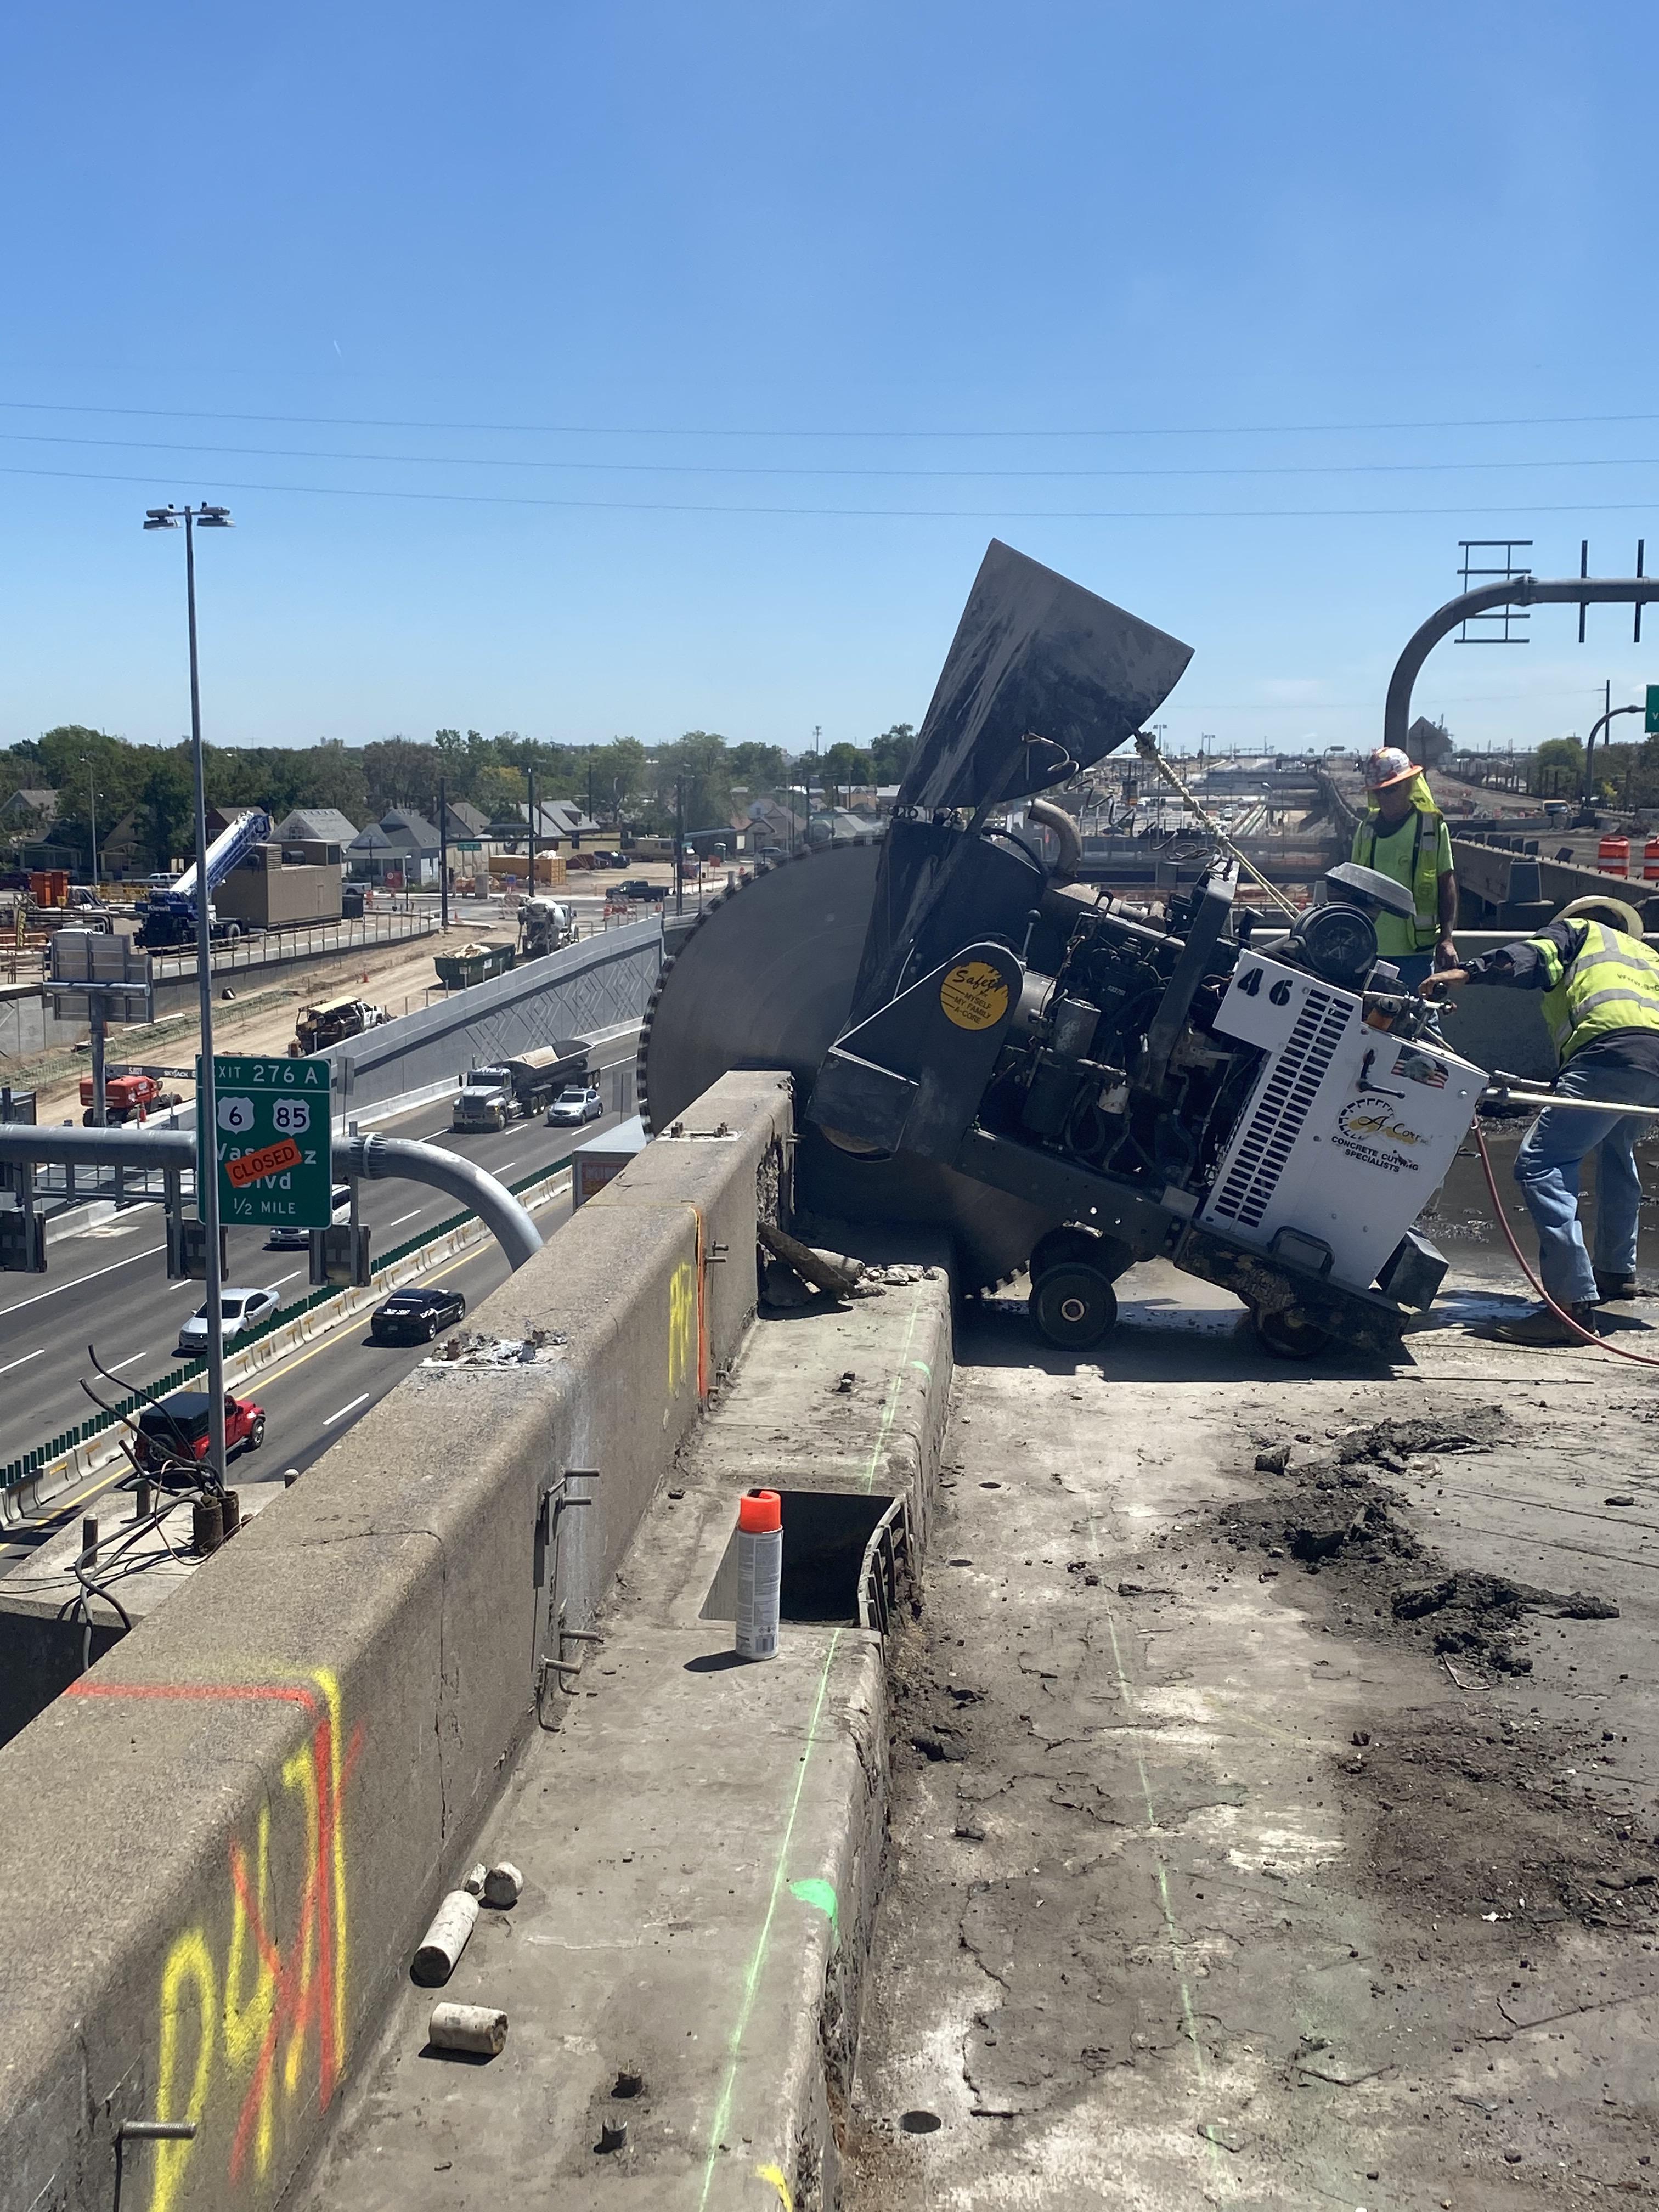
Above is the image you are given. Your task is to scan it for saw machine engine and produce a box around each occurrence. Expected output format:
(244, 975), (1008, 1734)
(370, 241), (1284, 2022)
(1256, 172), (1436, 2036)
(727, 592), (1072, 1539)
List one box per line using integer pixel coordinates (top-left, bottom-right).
(638, 539), (1483, 1362)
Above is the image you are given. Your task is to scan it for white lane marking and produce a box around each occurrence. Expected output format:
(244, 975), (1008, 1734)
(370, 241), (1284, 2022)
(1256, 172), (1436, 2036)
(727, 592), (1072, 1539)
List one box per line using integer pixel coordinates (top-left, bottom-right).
(0, 1347), (47, 1378)
(103, 1354), (146, 1372)
(0, 1244), (167, 1319)
(266, 1272), (301, 1291)
(322, 1392), (372, 1427)
(385, 1209), (422, 1228)
(495, 1159), (520, 1173)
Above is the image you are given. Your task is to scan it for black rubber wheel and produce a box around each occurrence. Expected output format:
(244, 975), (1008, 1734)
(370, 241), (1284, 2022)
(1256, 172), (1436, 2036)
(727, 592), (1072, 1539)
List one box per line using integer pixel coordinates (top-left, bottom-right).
(1027, 1224), (1132, 1283)
(426, 1315), (439, 1339)
(1030, 1264), (1119, 1350)
(1252, 1306), (1333, 1362)
(247, 1414), (267, 1451)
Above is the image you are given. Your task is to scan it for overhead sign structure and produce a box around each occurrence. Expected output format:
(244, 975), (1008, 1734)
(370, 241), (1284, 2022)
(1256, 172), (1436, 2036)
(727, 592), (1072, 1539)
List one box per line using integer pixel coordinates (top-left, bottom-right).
(1647, 684), (1659, 736)
(201, 1053), (333, 1229)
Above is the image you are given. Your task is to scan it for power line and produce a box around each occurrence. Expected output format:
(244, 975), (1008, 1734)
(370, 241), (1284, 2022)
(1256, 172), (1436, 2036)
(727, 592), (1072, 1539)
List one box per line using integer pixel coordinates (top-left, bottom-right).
(9, 428), (1659, 483)
(5, 459), (1659, 524)
(3, 396), (1659, 442)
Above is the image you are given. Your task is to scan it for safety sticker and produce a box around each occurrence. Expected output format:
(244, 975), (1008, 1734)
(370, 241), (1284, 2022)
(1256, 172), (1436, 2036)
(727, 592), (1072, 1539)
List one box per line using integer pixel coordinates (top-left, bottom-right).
(939, 960), (1010, 1031)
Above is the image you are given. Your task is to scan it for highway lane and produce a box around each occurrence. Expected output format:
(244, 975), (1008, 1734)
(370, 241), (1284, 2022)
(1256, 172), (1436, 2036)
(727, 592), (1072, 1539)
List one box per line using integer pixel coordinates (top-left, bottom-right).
(0, 1034), (638, 1464)
(0, 1176), (577, 1571)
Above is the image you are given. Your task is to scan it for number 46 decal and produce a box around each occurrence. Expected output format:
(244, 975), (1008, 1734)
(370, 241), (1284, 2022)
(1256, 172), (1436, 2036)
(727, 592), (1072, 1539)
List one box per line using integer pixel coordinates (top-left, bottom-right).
(1237, 967), (1294, 1006)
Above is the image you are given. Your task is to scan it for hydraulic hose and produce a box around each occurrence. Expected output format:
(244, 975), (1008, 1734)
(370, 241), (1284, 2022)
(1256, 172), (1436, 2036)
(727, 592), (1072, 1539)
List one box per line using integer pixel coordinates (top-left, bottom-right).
(1471, 1120), (1659, 1368)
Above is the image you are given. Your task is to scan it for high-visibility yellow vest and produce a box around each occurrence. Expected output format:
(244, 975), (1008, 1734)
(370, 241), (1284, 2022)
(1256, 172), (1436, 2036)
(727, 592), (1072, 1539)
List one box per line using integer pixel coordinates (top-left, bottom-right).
(1531, 919), (1659, 1062)
(1354, 805), (1444, 950)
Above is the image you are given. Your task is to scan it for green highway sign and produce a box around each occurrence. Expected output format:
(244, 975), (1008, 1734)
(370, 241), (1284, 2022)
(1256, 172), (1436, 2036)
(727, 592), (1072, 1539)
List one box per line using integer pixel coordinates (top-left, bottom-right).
(200, 1054), (334, 1228)
(1647, 684), (1659, 736)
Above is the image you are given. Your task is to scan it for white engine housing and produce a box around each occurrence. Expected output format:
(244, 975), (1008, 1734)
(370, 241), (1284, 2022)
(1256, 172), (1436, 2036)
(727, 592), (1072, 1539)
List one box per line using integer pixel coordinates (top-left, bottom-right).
(1199, 950), (1483, 1294)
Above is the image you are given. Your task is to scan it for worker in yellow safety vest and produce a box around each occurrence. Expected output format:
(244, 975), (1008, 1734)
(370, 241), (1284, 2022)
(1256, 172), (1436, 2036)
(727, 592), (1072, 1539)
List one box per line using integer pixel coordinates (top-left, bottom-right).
(1425, 894), (1659, 1346)
(1351, 746), (1459, 989)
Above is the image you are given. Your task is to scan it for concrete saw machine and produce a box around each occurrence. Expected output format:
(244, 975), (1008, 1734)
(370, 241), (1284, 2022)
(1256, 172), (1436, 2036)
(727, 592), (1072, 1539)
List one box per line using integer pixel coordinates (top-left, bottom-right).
(639, 540), (1485, 1360)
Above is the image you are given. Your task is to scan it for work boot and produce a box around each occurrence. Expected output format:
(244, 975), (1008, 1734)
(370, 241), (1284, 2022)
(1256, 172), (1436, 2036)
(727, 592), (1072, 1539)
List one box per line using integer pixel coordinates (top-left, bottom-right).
(1593, 1269), (1640, 1302)
(1484, 1302), (1601, 1348)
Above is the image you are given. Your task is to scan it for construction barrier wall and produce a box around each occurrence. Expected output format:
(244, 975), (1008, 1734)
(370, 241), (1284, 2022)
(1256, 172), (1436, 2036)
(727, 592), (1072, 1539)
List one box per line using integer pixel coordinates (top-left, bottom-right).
(0, 1069), (792, 2212)
(319, 916), (662, 1118)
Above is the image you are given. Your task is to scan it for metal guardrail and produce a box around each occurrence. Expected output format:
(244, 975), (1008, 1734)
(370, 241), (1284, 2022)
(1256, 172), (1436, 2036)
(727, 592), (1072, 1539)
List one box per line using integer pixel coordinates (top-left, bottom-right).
(0, 1149), (580, 1496)
(148, 909), (439, 982)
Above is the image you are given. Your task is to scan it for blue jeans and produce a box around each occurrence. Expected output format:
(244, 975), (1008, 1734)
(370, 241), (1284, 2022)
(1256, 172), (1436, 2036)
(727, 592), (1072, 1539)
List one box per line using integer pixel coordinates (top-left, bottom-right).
(1514, 1055), (1659, 1305)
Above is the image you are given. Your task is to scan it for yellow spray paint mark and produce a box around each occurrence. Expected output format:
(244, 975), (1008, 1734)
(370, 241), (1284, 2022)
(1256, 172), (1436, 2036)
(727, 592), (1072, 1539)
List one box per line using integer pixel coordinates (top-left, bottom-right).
(668, 1257), (696, 1395)
(151, 1929), (216, 2212)
(754, 2163), (793, 2209)
(106, 1666), (362, 2211)
(223, 1806), (276, 2177)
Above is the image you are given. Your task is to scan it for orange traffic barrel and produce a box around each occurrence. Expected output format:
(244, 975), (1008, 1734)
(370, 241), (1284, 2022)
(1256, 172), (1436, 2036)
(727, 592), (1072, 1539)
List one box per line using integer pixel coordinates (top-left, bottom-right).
(1598, 834), (1630, 877)
(1644, 838), (1659, 882)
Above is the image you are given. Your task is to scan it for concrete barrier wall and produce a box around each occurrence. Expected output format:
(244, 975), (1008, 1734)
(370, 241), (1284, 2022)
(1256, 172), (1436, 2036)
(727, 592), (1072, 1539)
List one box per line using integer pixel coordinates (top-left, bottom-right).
(319, 918), (662, 1117)
(0, 1069), (791, 2212)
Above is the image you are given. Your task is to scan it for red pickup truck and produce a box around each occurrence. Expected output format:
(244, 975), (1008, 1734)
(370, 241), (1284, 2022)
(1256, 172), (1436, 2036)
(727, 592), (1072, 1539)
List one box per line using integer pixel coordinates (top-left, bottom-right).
(133, 1390), (266, 1475)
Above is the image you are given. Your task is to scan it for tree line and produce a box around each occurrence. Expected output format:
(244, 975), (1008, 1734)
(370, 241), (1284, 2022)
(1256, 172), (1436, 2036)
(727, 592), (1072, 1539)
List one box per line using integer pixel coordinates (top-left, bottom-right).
(1, 723), (917, 872)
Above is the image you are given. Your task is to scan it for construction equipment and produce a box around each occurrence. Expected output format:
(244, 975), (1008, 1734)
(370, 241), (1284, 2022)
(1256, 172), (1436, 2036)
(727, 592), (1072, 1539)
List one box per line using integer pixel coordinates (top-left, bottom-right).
(138, 809), (272, 949)
(80, 1072), (180, 1127)
(452, 1043), (590, 1132)
(292, 997), (387, 1057)
(519, 898), (575, 960)
(435, 940), (516, 990)
(640, 540), (1486, 1361)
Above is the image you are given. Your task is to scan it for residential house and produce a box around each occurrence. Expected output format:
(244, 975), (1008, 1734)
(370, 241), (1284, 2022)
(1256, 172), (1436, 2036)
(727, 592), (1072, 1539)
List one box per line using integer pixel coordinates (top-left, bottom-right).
(98, 811), (148, 881)
(0, 789), (58, 838)
(273, 806), (360, 849)
(347, 807), (441, 888)
(518, 799), (600, 849)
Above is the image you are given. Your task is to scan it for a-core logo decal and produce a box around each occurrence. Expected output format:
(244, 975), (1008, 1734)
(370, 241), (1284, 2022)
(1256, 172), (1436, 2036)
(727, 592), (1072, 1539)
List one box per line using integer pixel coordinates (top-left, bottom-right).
(939, 960), (1009, 1032)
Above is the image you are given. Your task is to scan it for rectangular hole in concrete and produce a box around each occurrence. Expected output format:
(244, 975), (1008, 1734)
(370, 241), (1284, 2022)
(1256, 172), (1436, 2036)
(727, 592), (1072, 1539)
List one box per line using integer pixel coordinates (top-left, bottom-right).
(699, 1489), (897, 1627)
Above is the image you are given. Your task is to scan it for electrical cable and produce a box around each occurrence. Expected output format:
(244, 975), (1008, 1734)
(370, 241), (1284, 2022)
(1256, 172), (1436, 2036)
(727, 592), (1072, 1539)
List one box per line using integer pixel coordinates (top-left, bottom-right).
(1471, 1118), (1659, 1367)
(8, 457), (1659, 522)
(5, 396), (1659, 440)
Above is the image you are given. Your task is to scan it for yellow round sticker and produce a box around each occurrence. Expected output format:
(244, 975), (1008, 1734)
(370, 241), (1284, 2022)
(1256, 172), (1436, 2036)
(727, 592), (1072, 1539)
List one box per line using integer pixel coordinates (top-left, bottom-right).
(939, 959), (1010, 1031)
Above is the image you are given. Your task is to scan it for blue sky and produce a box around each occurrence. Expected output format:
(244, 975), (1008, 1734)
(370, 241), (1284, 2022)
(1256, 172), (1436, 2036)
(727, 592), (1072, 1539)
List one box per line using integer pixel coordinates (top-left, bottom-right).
(4, 1), (1659, 760)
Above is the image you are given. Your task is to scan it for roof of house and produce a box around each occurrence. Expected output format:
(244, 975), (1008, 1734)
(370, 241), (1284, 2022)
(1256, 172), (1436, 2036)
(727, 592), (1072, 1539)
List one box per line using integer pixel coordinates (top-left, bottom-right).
(376, 808), (441, 850)
(275, 807), (359, 844)
(442, 799), (489, 836)
(4, 788), (58, 814)
(520, 799), (599, 838)
(347, 823), (396, 852)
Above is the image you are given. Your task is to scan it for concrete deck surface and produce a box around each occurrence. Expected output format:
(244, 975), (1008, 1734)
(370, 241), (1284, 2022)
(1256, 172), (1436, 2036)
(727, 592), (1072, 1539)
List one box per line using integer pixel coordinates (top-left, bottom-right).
(845, 1260), (1659, 2207)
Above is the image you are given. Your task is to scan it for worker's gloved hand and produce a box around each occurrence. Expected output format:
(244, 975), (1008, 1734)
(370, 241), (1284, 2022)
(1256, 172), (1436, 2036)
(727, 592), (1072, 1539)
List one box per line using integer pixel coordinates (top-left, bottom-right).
(1419, 968), (1469, 998)
(1433, 935), (1460, 971)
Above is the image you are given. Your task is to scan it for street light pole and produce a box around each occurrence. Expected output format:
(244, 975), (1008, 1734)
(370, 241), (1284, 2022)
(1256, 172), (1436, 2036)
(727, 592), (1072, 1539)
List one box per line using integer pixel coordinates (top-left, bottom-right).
(81, 756), (98, 895)
(145, 501), (233, 1491)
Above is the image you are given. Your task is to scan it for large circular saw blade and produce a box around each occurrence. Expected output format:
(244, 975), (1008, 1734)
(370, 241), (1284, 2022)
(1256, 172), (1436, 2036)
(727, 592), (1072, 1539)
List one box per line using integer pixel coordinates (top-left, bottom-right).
(638, 839), (1060, 1291)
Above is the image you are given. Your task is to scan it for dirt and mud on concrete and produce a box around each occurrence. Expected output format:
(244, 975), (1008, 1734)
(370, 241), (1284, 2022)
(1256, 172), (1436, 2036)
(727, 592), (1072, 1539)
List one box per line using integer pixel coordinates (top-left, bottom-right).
(845, 1263), (1659, 2207)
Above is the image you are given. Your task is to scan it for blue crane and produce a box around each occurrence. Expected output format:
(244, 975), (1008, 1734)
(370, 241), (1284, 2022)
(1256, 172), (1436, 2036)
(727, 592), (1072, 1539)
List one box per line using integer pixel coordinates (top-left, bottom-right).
(139, 808), (272, 949)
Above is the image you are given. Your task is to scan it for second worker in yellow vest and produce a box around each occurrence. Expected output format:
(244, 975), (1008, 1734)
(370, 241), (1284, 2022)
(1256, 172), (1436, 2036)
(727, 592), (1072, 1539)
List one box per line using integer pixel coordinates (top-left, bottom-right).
(1424, 895), (1659, 1347)
(1351, 746), (1459, 989)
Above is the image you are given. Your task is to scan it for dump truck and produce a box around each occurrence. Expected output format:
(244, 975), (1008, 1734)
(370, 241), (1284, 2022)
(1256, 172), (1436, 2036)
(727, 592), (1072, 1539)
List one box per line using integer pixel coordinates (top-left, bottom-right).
(80, 1071), (182, 1126)
(451, 1042), (590, 1132)
(291, 997), (387, 1057)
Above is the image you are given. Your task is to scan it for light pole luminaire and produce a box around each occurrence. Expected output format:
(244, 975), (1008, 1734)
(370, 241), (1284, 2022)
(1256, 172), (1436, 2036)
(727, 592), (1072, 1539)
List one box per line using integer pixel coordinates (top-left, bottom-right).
(144, 501), (233, 1490)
